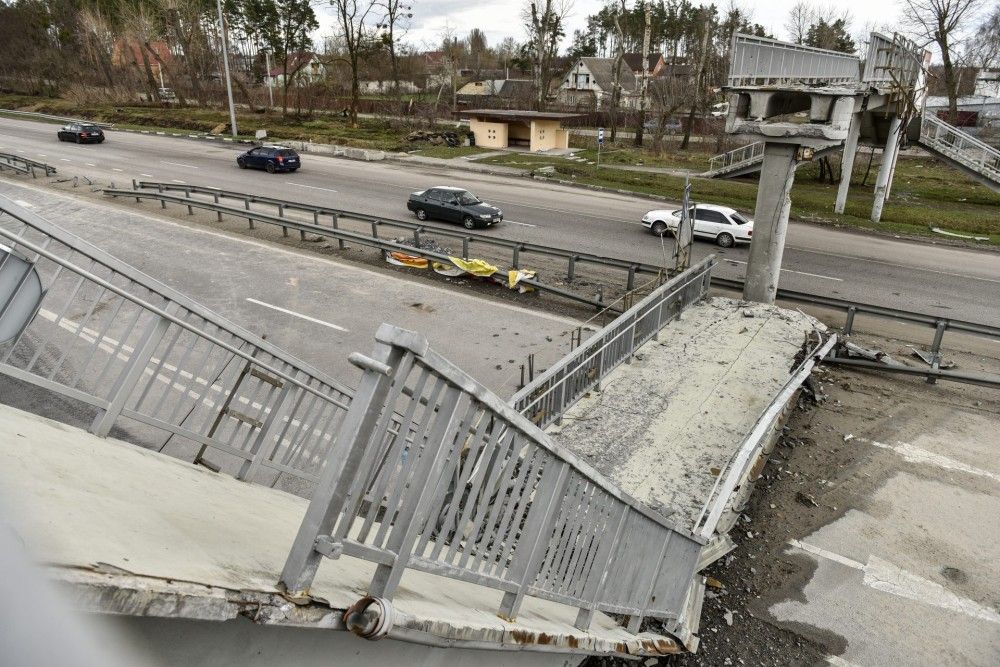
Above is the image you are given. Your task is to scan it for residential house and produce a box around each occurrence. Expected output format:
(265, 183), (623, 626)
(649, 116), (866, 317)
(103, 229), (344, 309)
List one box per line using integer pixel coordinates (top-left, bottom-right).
(264, 52), (326, 88)
(557, 53), (667, 109)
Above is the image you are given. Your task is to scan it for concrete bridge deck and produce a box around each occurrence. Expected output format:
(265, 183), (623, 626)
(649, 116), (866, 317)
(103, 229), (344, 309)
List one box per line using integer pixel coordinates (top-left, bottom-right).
(549, 297), (822, 529)
(0, 404), (681, 665)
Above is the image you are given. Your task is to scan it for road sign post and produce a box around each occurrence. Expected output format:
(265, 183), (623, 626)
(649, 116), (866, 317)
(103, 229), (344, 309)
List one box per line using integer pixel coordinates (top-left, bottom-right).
(597, 127), (604, 167)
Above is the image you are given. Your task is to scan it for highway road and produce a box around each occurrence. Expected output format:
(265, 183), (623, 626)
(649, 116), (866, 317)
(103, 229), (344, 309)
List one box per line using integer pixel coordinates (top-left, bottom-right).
(1, 116), (998, 325)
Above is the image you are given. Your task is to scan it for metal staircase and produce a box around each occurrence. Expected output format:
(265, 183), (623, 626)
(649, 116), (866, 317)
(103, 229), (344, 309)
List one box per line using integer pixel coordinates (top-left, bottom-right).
(704, 141), (841, 178)
(916, 112), (1000, 193)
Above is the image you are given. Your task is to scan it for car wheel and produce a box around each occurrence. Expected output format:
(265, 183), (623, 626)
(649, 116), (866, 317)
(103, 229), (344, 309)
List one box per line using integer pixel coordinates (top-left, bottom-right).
(237, 159), (246, 169)
(651, 221), (668, 236)
(716, 232), (735, 248)
(57, 134), (64, 142)
(462, 216), (476, 230)
(415, 208), (428, 221)
(265, 162), (276, 173)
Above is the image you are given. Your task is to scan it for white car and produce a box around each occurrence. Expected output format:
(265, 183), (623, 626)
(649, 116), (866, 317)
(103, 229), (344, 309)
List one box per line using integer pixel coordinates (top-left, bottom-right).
(641, 203), (753, 248)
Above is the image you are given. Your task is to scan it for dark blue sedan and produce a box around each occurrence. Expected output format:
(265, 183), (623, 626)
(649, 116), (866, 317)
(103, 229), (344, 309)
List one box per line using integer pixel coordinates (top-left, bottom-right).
(236, 145), (300, 173)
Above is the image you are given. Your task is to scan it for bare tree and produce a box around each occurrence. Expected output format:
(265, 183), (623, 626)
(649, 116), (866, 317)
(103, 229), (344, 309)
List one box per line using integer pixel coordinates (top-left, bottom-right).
(901, 0), (985, 116)
(522, 0), (572, 111)
(374, 0), (412, 95)
(633, 0), (652, 146)
(332, 0), (379, 126)
(785, 2), (814, 43)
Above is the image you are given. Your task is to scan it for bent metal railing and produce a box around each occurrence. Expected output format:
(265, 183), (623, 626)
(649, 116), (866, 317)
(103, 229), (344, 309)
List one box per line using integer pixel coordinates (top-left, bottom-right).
(0, 195), (353, 491)
(918, 112), (1000, 186)
(280, 323), (705, 633)
(512, 255), (715, 430)
(0, 152), (56, 178)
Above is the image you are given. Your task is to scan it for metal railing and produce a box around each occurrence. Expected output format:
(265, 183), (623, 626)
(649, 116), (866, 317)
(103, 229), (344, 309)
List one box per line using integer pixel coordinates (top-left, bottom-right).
(918, 112), (1000, 185)
(0, 194), (355, 490)
(126, 180), (663, 292)
(706, 141), (764, 175)
(511, 256), (715, 430)
(0, 153), (56, 178)
(280, 323), (705, 633)
(728, 33), (861, 88)
(861, 32), (923, 92)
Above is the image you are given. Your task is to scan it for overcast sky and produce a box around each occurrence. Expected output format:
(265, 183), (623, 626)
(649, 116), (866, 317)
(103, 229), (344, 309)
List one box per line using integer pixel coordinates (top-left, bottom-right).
(313, 0), (916, 53)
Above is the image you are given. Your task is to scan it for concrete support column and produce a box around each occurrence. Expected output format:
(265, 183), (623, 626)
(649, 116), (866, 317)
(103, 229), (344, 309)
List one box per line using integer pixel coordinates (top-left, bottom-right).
(834, 114), (861, 214)
(871, 115), (902, 223)
(743, 142), (798, 304)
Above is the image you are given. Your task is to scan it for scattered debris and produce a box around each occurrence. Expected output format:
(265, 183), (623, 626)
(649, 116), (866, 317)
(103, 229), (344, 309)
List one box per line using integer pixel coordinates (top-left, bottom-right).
(795, 491), (818, 507)
(723, 610), (734, 626)
(842, 341), (895, 364)
(908, 346), (956, 369)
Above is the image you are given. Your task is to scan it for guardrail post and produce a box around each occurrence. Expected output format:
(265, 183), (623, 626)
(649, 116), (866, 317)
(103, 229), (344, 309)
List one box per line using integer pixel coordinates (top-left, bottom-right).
(371, 220), (379, 239)
(927, 319), (947, 384)
(462, 236), (470, 259)
(279, 204), (288, 236)
(498, 461), (571, 621)
(626, 266), (636, 292)
(567, 256), (576, 282)
(844, 305), (857, 335)
(512, 245), (521, 269)
(413, 227), (422, 247)
(158, 183), (166, 209)
(308, 211), (318, 241)
(90, 315), (170, 438)
(244, 199), (254, 229)
(331, 213), (345, 249)
(214, 193), (222, 221)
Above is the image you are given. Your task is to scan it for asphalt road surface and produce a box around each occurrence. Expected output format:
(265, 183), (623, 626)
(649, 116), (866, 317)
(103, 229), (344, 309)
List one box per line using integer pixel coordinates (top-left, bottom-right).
(1, 116), (998, 326)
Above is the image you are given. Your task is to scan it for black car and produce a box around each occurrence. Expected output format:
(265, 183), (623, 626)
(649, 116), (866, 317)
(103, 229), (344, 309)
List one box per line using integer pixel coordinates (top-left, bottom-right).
(236, 145), (300, 173)
(57, 123), (105, 144)
(406, 186), (503, 229)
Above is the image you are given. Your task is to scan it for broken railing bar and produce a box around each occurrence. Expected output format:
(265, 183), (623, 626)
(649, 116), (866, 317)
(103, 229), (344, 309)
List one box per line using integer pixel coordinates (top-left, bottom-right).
(132, 181), (666, 277)
(823, 357), (1000, 388)
(104, 189), (612, 312)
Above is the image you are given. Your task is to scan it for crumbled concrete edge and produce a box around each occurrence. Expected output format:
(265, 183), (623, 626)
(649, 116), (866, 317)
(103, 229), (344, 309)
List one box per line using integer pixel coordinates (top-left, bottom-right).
(53, 566), (685, 659)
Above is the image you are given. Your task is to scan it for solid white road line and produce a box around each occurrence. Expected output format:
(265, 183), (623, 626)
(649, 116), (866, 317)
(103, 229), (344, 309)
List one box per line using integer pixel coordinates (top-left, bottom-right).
(286, 182), (338, 193)
(504, 220), (536, 227)
(140, 173), (153, 177)
(863, 438), (1000, 483)
(726, 259), (842, 282)
(59, 158), (71, 162)
(12, 200), (34, 208)
(171, 179), (186, 184)
(161, 160), (199, 169)
(112, 168), (123, 172)
(245, 298), (349, 333)
(85, 163), (95, 167)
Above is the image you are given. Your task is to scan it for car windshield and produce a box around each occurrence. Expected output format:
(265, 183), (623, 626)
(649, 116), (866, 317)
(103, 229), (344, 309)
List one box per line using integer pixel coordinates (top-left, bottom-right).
(731, 212), (750, 225)
(458, 192), (481, 205)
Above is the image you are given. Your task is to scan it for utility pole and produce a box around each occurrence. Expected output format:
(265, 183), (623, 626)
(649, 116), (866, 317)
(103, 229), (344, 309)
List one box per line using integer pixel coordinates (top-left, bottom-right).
(634, 0), (652, 147)
(215, 0), (238, 138)
(265, 51), (275, 109)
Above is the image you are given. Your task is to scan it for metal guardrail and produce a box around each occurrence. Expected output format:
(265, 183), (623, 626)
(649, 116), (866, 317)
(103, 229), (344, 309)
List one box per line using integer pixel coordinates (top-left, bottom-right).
(105, 185), (665, 313)
(126, 181), (665, 295)
(280, 323), (705, 634)
(0, 153), (56, 178)
(0, 194), (355, 490)
(712, 277), (1000, 388)
(918, 112), (1000, 185)
(0, 108), (114, 128)
(728, 33), (861, 88)
(511, 256), (715, 430)
(706, 141), (764, 175)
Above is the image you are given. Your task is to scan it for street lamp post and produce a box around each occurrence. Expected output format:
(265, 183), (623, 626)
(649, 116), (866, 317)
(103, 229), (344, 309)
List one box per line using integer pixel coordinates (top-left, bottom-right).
(215, 0), (238, 138)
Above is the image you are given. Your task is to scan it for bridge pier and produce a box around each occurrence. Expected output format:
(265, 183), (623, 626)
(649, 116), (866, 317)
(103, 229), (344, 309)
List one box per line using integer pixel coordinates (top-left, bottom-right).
(871, 115), (903, 223)
(834, 114), (862, 214)
(744, 143), (798, 304)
